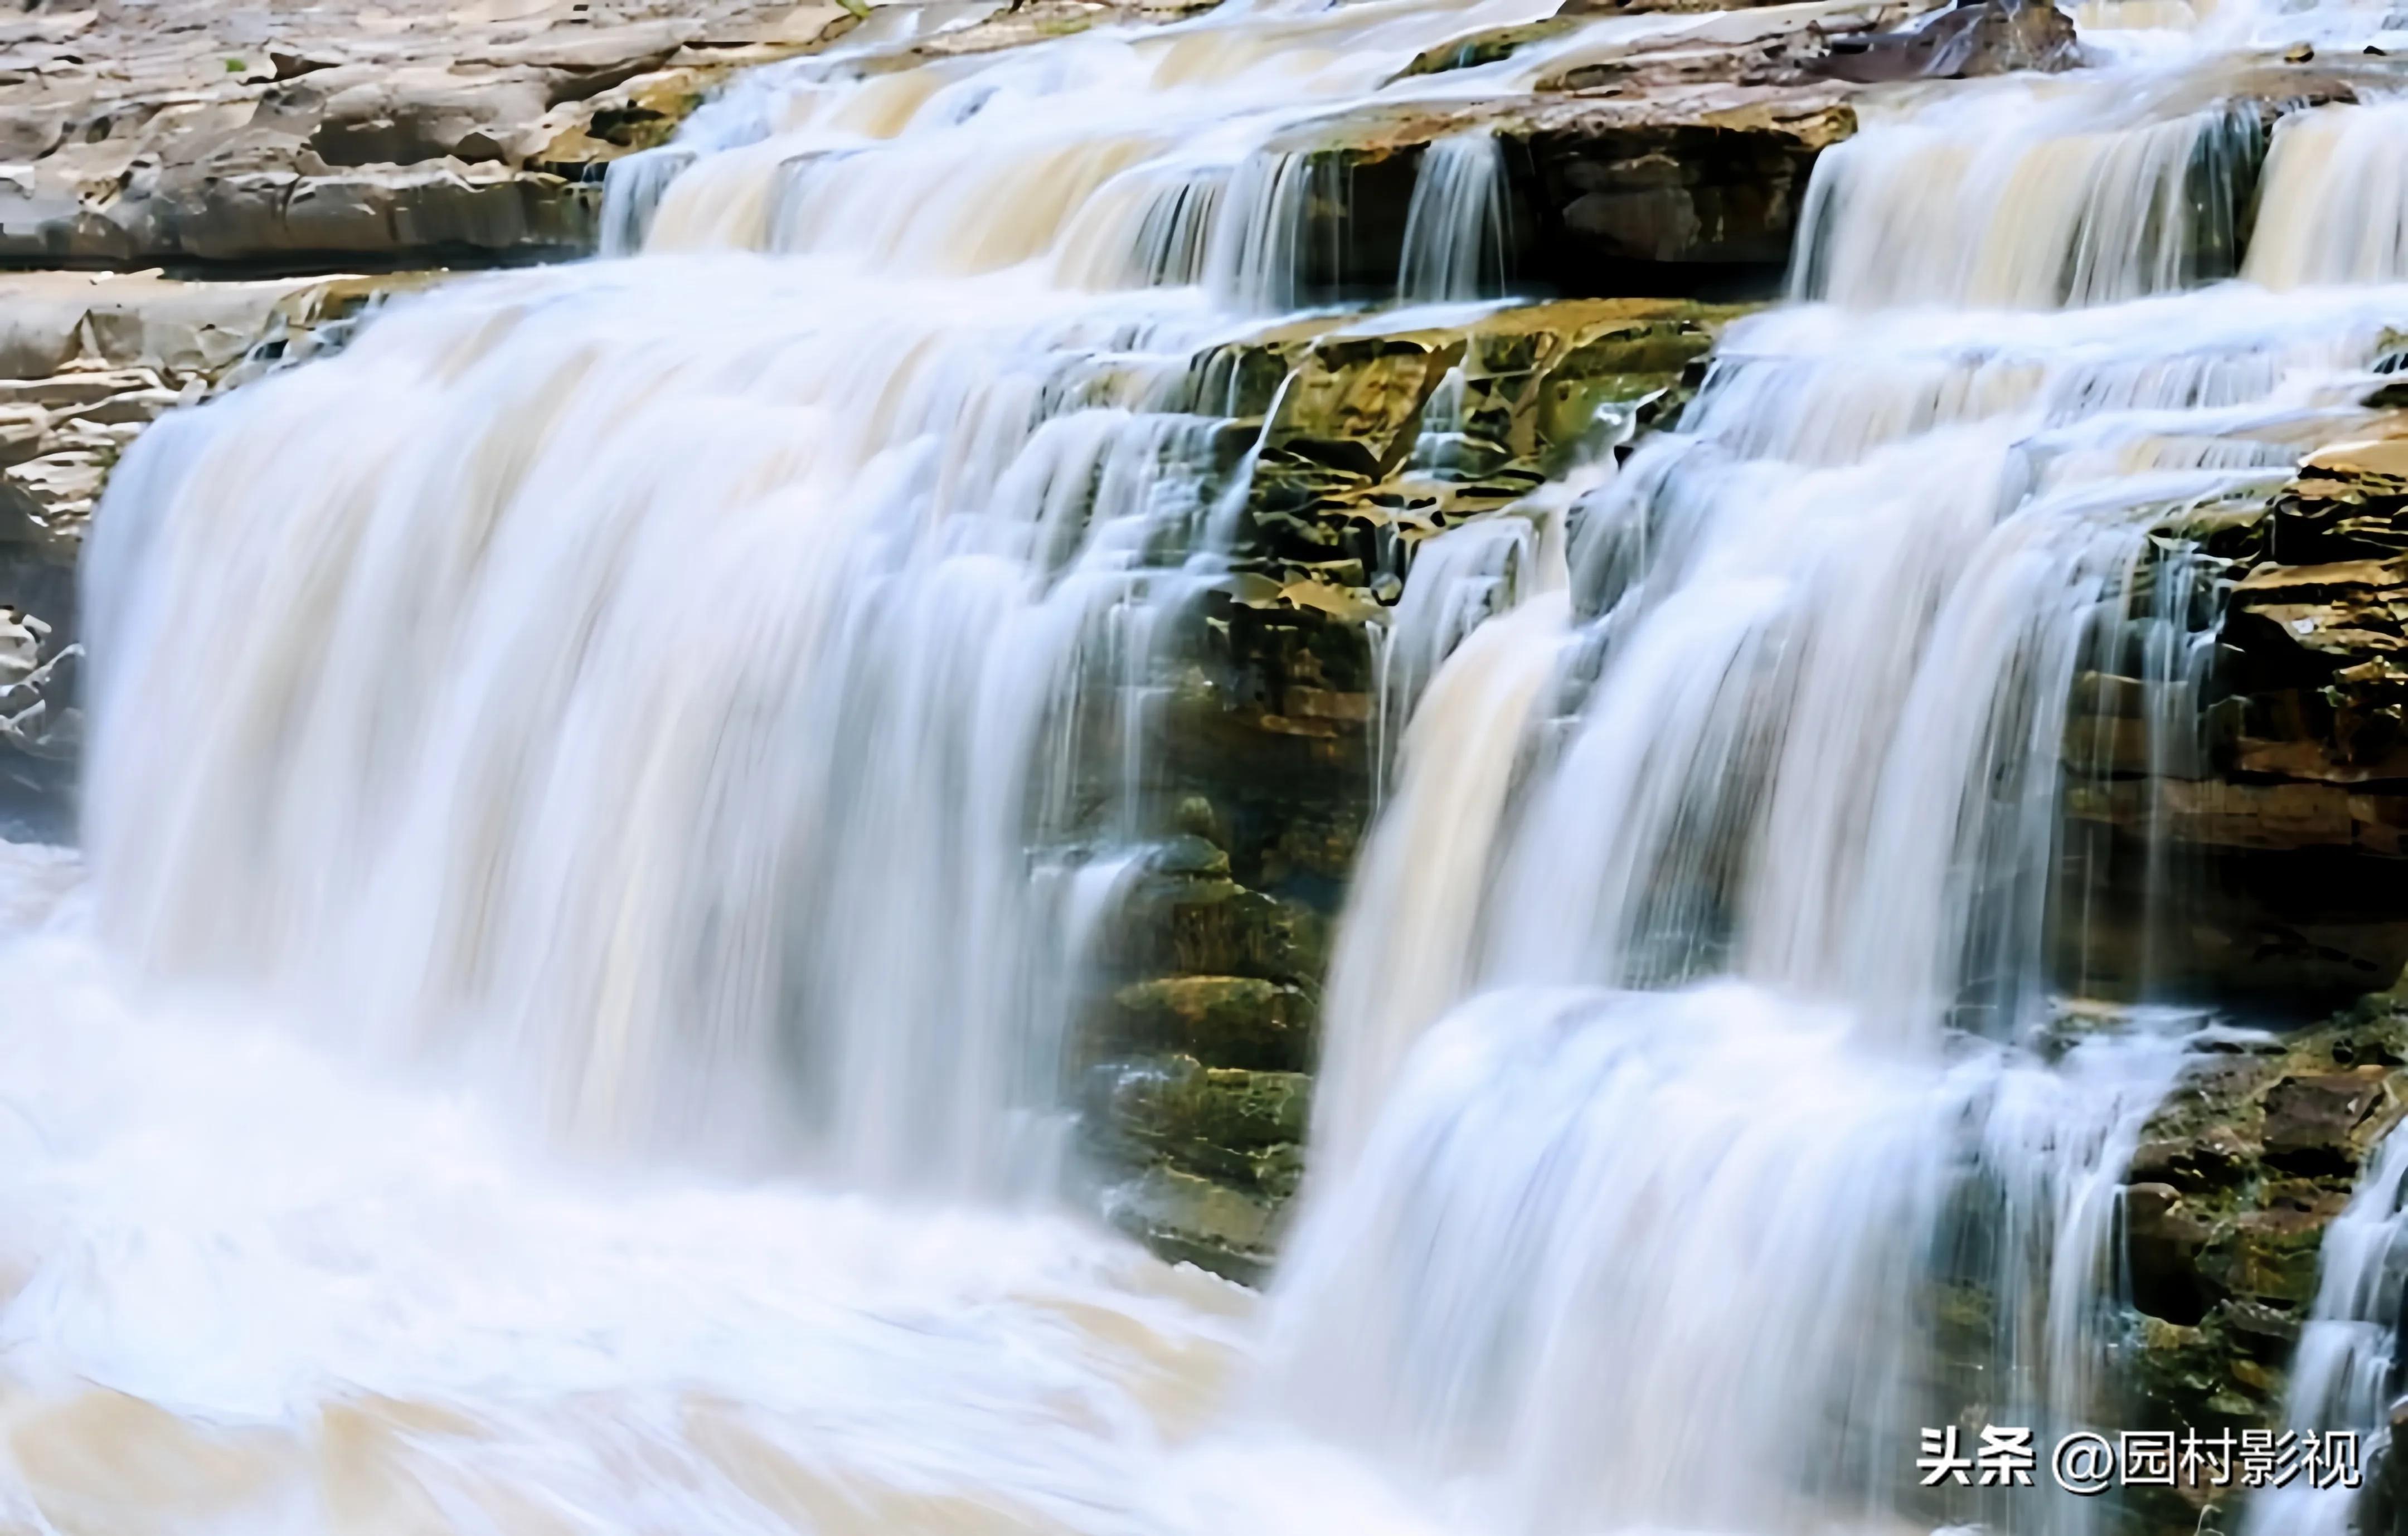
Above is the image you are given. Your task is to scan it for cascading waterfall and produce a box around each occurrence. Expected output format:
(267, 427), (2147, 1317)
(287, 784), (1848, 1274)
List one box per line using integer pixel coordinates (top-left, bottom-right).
(13, 0), (2408, 1524)
(1370, 511), (1554, 800)
(1314, 291), (2394, 1169)
(601, 0), (1890, 307)
(1275, 984), (2186, 1536)
(1794, 83), (2262, 308)
(81, 264), (1256, 1188)
(59, 0), (1910, 1190)
(1281, 99), (2408, 1536)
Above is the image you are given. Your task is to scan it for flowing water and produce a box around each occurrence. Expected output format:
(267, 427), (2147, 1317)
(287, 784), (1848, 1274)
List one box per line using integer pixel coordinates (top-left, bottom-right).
(12, 0), (2408, 1529)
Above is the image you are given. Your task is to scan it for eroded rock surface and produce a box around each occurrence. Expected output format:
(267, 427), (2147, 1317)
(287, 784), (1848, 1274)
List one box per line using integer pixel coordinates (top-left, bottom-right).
(2121, 1004), (2408, 1536)
(1814, 0), (2082, 82)
(0, 0), (850, 269)
(1079, 297), (1748, 1278)
(0, 268), (433, 829)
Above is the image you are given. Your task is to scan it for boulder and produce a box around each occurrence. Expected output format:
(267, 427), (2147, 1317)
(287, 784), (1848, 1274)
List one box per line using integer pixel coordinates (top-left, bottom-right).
(1254, 90), (1856, 303)
(1099, 1164), (1286, 1283)
(1813, 0), (2082, 83)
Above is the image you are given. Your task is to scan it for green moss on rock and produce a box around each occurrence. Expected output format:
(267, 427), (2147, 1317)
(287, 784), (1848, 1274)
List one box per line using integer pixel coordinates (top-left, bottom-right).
(2119, 1005), (2408, 1534)
(1107, 975), (1315, 1072)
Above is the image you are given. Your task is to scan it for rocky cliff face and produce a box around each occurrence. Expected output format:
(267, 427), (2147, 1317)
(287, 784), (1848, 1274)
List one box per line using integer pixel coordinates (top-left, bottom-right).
(2114, 1001), (2408, 1536)
(1070, 297), (1740, 1277)
(2051, 428), (2408, 1017)
(0, 0), (853, 270)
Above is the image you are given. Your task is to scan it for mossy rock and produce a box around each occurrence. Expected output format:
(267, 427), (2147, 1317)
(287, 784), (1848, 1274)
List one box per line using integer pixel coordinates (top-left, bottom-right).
(2118, 1005), (2408, 1533)
(1103, 867), (1331, 989)
(1105, 975), (1315, 1072)
(1086, 1052), (1311, 1186)
(1100, 1164), (1286, 1284)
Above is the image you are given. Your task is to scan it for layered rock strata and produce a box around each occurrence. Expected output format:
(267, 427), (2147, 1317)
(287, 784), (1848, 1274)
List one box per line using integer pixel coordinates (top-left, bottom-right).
(2061, 430), (2408, 1013)
(1081, 298), (1741, 1278)
(0, 268), (424, 830)
(2117, 1001), (2408, 1536)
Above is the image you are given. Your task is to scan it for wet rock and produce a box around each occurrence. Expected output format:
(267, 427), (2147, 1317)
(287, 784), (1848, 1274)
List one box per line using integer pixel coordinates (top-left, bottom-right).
(1104, 868), (1331, 988)
(0, 405), (46, 469)
(0, 639), (77, 765)
(1279, 92), (1854, 301)
(1106, 975), (1316, 1072)
(1399, 17), (1585, 78)
(1814, 0), (2082, 84)
(2262, 1071), (2386, 1169)
(2123, 1005), (2408, 1532)
(2127, 1180), (2217, 1325)
(1208, 298), (1744, 595)
(1513, 98), (1854, 289)
(2060, 435), (2408, 1015)
(2206, 436), (2408, 782)
(0, 268), (438, 821)
(1084, 1051), (1312, 1226)
(1099, 1164), (1284, 1283)
(1095, 1054), (1310, 1153)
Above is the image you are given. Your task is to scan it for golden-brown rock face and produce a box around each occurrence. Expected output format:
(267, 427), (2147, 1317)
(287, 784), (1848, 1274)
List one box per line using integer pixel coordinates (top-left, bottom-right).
(1205, 297), (1745, 601)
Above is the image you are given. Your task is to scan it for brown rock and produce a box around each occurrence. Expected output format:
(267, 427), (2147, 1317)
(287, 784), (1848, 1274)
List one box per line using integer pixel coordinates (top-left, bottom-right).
(1814, 0), (2082, 82)
(2262, 1070), (2386, 1164)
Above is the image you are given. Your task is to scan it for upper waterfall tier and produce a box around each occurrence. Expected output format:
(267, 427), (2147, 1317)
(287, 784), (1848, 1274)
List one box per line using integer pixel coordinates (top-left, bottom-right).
(604, 0), (1879, 303)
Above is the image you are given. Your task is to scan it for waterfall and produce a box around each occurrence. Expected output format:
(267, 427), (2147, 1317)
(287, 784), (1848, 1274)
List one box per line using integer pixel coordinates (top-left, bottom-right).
(1397, 133), (1512, 305)
(1794, 85), (2262, 309)
(2246, 102), (2408, 289)
(22, 0), (2408, 1522)
(1275, 984), (2187, 1536)
(1280, 110), (2408, 1536)
(1318, 291), (2392, 1135)
(1370, 508), (1556, 800)
(81, 265), (1245, 1186)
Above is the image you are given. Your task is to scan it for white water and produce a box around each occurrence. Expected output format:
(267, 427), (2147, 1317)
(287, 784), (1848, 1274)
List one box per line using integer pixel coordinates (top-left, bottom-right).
(21, 0), (2408, 1530)
(2247, 101), (2408, 289)
(1290, 7), (2408, 1524)
(1397, 132), (1512, 304)
(82, 261), (1252, 1188)
(1280, 984), (2189, 1534)
(607, 0), (1892, 304)
(1795, 80), (2261, 308)
(0, 844), (1441, 1536)
(1288, 279), (2407, 1532)
(1321, 288), (2397, 1153)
